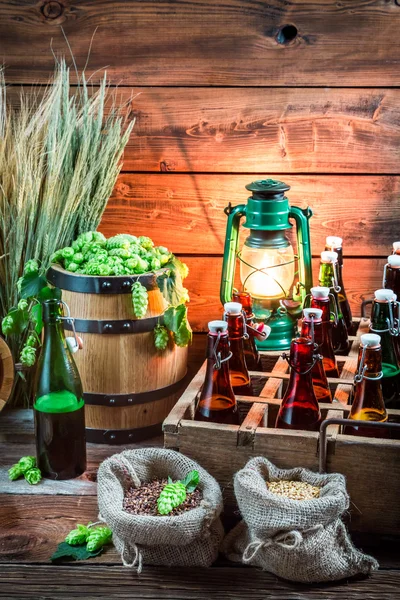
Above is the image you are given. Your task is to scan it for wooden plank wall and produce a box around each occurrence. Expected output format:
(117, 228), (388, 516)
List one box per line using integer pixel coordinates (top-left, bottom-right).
(0, 0), (399, 331)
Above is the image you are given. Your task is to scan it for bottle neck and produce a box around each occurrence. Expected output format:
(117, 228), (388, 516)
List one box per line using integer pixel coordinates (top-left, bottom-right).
(371, 301), (394, 332)
(206, 332), (230, 363)
(319, 262), (335, 289)
(357, 345), (382, 380)
(301, 320), (323, 346)
(226, 314), (245, 340)
(325, 245), (343, 266)
(310, 297), (330, 322)
(232, 292), (253, 319)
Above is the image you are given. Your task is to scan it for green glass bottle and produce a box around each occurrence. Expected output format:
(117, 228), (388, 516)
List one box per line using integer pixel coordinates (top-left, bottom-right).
(325, 236), (352, 331)
(370, 289), (400, 408)
(318, 251), (349, 355)
(34, 300), (86, 480)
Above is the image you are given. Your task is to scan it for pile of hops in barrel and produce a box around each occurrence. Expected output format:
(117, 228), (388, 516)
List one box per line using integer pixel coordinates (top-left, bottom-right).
(51, 231), (191, 350)
(51, 232), (173, 276)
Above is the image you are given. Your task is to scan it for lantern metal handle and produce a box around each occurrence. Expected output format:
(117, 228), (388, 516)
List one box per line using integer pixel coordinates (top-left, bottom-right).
(220, 203), (246, 305)
(288, 206), (313, 303)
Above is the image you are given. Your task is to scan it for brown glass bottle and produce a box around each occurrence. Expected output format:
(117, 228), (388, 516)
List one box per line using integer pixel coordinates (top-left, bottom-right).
(196, 320), (239, 425)
(325, 236), (352, 331)
(344, 334), (388, 438)
(232, 291), (262, 370)
(319, 251), (349, 355)
(275, 337), (322, 431)
(301, 308), (332, 403)
(224, 302), (253, 395)
(310, 287), (340, 378)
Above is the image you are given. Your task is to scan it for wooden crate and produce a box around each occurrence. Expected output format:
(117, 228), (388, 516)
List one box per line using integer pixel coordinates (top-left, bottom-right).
(164, 318), (400, 534)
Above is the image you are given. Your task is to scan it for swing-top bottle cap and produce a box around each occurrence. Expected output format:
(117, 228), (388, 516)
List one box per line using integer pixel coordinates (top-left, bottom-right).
(326, 236), (343, 248)
(360, 333), (381, 348)
(392, 241), (400, 251)
(311, 286), (330, 299)
(303, 308), (323, 321)
(320, 251), (338, 263)
(224, 302), (242, 316)
(208, 320), (228, 333)
(374, 288), (395, 302)
(388, 255), (400, 268)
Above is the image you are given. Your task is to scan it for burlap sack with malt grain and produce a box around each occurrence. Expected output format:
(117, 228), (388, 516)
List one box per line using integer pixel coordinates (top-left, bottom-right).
(97, 448), (224, 572)
(223, 457), (378, 583)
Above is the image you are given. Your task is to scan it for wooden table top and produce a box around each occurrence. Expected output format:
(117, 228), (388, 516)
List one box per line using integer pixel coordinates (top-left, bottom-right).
(1, 409), (399, 600)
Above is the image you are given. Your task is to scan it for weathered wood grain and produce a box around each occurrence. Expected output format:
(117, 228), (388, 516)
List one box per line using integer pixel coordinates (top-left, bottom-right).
(103, 174), (400, 255)
(5, 87), (400, 173)
(0, 494), (111, 563)
(1, 564), (399, 599)
(0, 1), (400, 86)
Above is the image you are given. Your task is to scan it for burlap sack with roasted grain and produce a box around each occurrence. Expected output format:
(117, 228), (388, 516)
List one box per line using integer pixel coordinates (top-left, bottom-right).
(97, 448), (224, 572)
(223, 457), (378, 583)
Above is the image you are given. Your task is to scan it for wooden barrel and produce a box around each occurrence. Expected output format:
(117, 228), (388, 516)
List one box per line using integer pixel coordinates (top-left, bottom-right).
(47, 265), (188, 444)
(0, 337), (14, 413)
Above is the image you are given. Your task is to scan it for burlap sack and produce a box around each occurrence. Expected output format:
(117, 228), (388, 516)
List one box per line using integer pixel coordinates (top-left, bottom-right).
(97, 448), (224, 571)
(223, 457), (379, 583)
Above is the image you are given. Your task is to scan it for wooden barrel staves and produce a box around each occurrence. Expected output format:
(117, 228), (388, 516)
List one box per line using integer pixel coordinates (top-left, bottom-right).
(47, 265), (188, 444)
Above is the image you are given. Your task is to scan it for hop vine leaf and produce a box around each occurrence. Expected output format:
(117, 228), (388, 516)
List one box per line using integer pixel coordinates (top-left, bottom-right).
(86, 526), (113, 552)
(24, 468), (42, 485)
(132, 281), (148, 318)
(173, 318), (192, 348)
(65, 524), (91, 546)
(154, 325), (169, 351)
(157, 470), (200, 515)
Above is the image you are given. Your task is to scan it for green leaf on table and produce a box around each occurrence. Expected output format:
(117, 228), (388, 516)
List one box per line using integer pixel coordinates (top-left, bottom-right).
(182, 470), (199, 493)
(163, 304), (187, 334)
(20, 272), (48, 299)
(50, 542), (103, 563)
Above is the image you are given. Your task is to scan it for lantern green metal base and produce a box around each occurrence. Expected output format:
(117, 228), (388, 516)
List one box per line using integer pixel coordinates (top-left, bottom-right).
(255, 311), (296, 351)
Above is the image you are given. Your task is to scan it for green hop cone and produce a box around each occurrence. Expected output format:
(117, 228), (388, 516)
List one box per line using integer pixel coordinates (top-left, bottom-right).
(20, 345), (36, 367)
(18, 456), (36, 473)
(8, 464), (23, 481)
(66, 262), (79, 273)
(154, 325), (169, 351)
(26, 334), (37, 348)
(173, 319), (192, 348)
(24, 468), (42, 485)
(2, 315), (14, 335)
(157, 481), (187, 515)
(61, 247), (75, 260)
(65, 524), (90, 546)
(17, 299), (29, 311)
(132, 282), (148, 318)
(23, 259), (39, 275)
(86, 527), (113, 552)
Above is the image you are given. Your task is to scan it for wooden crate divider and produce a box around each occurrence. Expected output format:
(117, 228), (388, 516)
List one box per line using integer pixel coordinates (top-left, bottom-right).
(163, 318), (400, 534)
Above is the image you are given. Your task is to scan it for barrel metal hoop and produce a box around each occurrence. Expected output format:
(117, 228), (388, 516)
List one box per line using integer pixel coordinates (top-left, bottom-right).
(85, 423), (163, 444)
(47, 266), (162, 294)
(83, 375), (187, 407)
(64, 316), (163, 334)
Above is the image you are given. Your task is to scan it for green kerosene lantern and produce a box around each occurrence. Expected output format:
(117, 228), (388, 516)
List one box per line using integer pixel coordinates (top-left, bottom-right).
(220, 179), (313, 351)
